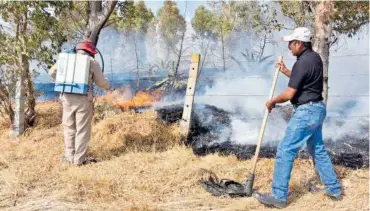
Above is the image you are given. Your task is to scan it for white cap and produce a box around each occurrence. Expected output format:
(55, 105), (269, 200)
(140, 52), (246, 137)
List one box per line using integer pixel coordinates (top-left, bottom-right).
(281, 27), (312, 42)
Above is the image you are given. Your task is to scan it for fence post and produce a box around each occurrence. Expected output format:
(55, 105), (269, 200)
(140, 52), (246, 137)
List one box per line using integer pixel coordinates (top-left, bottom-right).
(180, 54), (200, 139)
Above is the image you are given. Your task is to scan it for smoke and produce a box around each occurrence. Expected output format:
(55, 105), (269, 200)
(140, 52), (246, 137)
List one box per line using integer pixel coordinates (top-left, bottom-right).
(194, 64), (368, 147)
(188, 29), (369, 147)
(97, 27), (147, 76)
(193, 63), (289, 146)
(324, 97), (369, 141)
(33, 11), (368, 149)
(198, 85), (366, 148)
(96, 23), (199, 85)
(142, 21), (368, 148)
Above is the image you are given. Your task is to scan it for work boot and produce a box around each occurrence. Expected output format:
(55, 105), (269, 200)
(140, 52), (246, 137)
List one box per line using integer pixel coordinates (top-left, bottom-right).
(77, 157), (97, 166)
(253, 192), (286, 209)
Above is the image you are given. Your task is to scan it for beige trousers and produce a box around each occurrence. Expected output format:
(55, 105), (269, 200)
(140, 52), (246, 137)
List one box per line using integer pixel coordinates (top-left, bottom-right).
(61, 93), (93, 165)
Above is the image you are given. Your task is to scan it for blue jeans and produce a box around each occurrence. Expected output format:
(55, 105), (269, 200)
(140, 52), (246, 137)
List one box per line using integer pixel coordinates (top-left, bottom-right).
(272, 101), (341, 201)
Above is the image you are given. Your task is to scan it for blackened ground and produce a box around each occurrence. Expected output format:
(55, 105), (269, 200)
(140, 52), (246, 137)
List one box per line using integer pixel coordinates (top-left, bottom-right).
(155, 104), (369, 169)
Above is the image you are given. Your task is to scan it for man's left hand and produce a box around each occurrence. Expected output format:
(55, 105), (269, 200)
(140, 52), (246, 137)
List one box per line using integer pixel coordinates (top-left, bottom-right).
(266, 100), (276, 113)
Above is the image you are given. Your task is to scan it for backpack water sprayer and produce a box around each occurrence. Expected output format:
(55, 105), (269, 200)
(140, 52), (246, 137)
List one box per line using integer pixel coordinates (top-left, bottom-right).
(54, 40), (105, 94)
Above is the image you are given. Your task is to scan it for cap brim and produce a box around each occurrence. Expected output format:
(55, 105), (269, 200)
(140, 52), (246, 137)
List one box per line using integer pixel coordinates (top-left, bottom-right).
(281, 35), (294, 42)
(90, 49), (98, 54)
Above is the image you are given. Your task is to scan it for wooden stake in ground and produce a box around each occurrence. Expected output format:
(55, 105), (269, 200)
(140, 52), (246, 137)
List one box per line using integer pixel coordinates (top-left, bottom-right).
(180, 54), (200, 139)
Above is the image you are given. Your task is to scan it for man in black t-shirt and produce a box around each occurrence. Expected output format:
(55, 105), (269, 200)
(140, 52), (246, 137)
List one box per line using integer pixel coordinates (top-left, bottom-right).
(254, 27), (342, 208)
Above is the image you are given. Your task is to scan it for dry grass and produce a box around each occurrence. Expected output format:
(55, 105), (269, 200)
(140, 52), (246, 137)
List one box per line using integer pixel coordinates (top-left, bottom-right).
(0, 101), (368, 211)
(32, 102), (63, 129)
(92, 101), (122, 123)
(90, 109), (182, 160)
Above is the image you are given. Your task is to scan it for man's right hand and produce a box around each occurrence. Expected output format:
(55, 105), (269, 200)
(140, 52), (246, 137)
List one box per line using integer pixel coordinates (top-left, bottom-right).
(276, 60), (291, 77)
(276, 60), (286, 72)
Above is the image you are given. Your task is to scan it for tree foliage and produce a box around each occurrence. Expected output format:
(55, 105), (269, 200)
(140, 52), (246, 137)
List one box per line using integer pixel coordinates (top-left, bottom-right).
(279, 1), (369, 39)
(331, 1), (369, 37)
(0, 1), (73, 124)
(191, 5), (217, 39)
(0, 1), (73, 67)
(115, 1), (154, 34)
(157, 1), (186, 47)
(192, 1), (283, 71)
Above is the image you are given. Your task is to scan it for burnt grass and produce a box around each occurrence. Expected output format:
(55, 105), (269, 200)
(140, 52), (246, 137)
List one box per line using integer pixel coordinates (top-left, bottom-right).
(155, 104), (369, 169)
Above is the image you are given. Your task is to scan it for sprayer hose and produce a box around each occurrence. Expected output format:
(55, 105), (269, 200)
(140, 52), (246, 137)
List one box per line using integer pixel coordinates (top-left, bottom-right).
(95, 47), (104, 73)
(75, 42), (105, 73)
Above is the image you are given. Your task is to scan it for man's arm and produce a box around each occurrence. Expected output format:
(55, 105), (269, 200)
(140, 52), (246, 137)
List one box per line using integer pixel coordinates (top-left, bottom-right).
(90, 59), (111, 90)
(272, 87), (297, 104)
(280, 68), (291, 78)
(267, 60), (307, 112)
(266, 87), (297, 112)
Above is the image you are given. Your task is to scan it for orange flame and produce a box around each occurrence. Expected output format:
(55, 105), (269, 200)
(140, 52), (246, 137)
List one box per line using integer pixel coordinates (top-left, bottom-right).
(114, 90), (162, 110)
(98, 87), (162, 111)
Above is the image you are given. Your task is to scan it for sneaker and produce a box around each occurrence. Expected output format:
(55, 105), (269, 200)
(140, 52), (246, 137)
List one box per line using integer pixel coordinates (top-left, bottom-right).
(253, 192), (287, 209)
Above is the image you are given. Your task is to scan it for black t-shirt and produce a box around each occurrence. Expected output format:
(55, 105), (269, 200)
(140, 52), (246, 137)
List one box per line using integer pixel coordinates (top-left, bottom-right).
(288, 49), (324, 105)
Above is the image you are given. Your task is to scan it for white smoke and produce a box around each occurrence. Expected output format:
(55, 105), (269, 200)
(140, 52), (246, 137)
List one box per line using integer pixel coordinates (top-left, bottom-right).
(34, 9), (369, 148)
(324, 97), (369, 141)
(194, 64), (290, 146)
(193, 69), (369, 147)
(190, 29), (369, 146)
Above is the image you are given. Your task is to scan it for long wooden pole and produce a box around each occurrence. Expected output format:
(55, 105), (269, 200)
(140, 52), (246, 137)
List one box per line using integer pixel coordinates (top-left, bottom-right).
(245, 56), (282, 196)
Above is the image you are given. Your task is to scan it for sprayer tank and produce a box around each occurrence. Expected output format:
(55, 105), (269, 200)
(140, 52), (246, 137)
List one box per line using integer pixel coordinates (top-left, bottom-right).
(54, 53), (90, 94)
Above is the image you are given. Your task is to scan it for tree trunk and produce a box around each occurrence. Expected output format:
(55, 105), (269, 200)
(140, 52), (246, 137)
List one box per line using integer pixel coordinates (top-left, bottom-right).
(85, 1), (117, 45)
(200, 39), (210, 72)
(312, 1), (334, 105)
(221, 26), (226, 72)
(168, 1), (187, 93)
(168, 28), (186, 93)
(21, 8), (36, 129)
(133, 35), (140, 93)
(12, 10), (28, 136)
(24, 57), (36, 127)
(258, 34), (267, 61)
(12, 71), (25, 136)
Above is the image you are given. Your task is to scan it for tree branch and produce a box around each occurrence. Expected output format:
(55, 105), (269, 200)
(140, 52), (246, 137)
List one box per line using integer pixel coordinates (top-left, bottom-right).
(103, 0), (118, 17)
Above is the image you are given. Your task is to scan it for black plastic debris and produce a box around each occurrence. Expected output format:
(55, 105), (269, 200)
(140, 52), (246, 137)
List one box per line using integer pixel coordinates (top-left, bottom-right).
(198, 169), (249, 197)
(200, 178), (248, 197)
